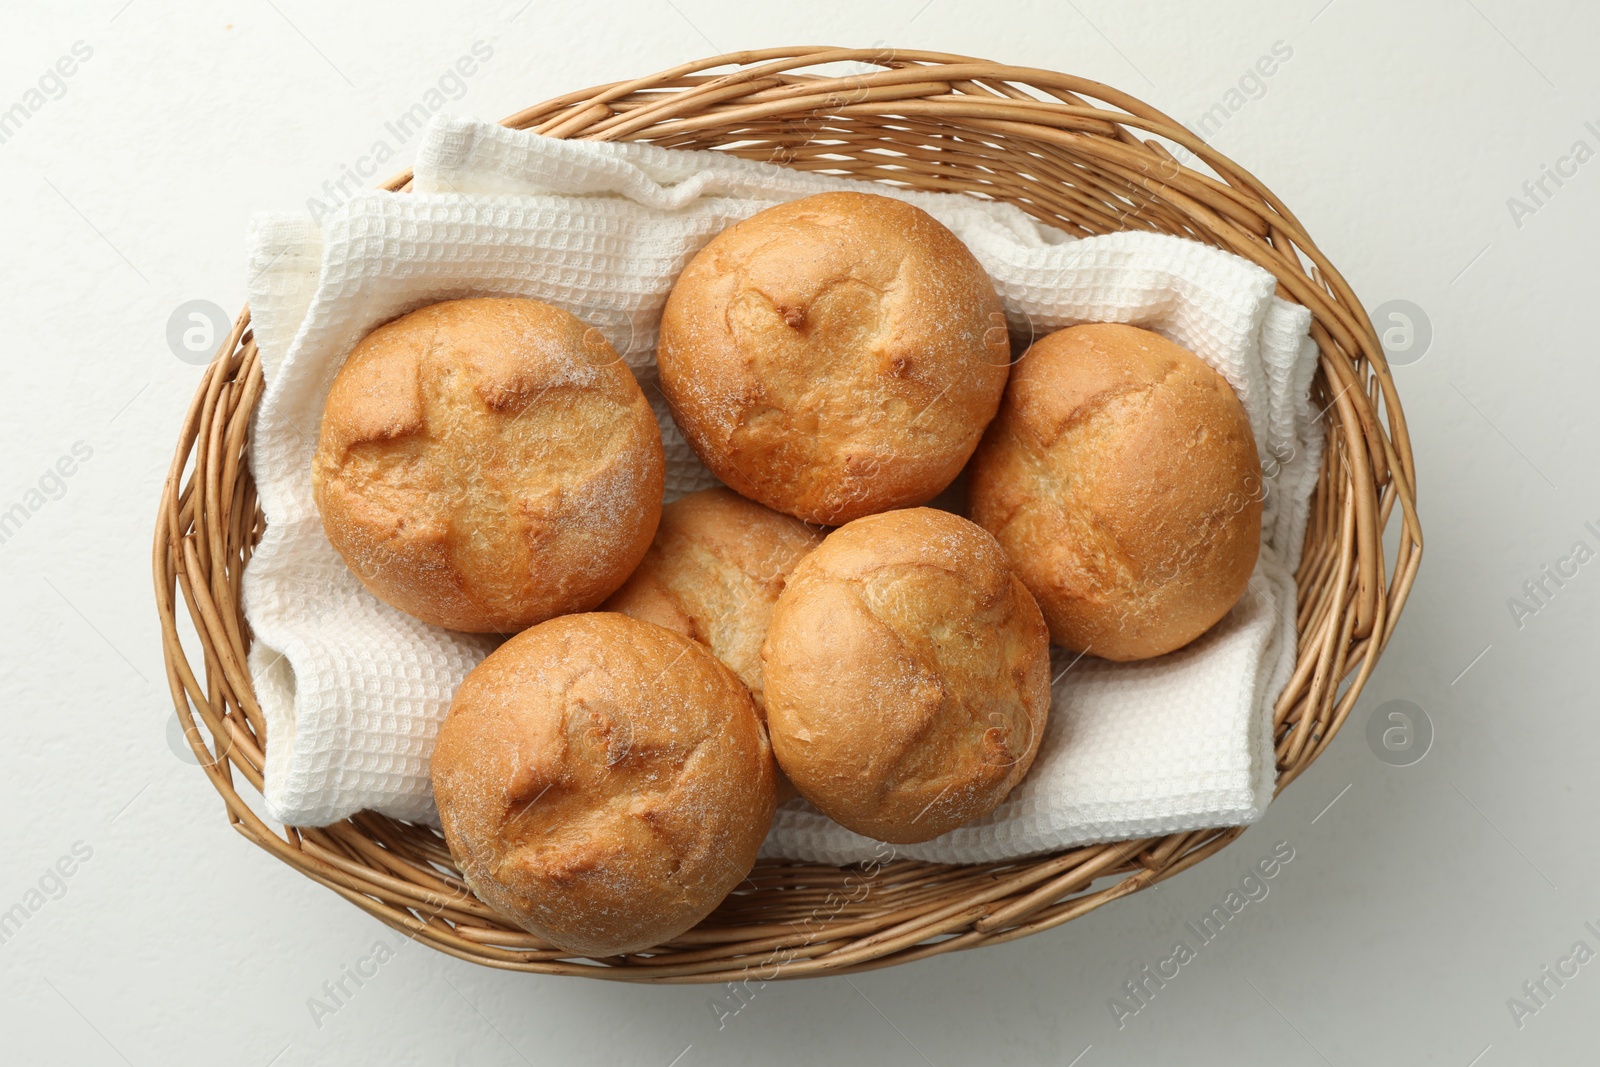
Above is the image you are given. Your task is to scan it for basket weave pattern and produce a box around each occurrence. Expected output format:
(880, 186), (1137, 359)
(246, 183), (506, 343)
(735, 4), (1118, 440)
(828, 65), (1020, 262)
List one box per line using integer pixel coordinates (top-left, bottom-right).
(153, 48), (1421, 981)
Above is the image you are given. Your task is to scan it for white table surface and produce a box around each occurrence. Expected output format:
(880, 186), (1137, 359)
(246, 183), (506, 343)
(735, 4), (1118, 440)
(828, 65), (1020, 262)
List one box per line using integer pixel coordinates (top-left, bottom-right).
(3, 1), (1595, 1063)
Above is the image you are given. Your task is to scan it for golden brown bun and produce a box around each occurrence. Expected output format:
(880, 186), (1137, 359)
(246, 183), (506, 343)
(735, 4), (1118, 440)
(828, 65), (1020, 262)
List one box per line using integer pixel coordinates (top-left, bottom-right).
(968, 323), (1262, 661)
(602, 488), (823, 711)
(311, 298), (665, 633)
(761, 508), (1051, 843)
(431, 613), (777, 957)
(658, 191), (1011, 525)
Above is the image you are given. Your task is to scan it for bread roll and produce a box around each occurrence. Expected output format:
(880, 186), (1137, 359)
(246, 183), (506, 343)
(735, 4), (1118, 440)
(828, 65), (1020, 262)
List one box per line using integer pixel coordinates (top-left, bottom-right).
(602, 487), (822, 712)
(968, 323), (1262, 661)
(761, 507), (1051, 843)
(311, 298), (664, 633)
(431, 613), (777, 957)
(657, 191), (1011, 525)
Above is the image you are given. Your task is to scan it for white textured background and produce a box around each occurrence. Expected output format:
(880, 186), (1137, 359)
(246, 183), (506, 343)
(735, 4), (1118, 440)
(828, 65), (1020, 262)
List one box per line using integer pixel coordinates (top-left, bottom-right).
(2, 1), (1594, 1064)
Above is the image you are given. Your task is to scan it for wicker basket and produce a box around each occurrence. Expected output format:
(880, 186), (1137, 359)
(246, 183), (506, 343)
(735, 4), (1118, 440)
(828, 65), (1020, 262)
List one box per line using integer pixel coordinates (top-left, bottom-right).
(153, 47), (1421, 982)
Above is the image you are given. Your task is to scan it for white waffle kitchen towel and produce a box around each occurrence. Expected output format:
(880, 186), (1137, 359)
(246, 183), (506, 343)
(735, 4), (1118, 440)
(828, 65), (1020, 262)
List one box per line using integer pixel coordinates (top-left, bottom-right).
(242, 115), (1321, 860)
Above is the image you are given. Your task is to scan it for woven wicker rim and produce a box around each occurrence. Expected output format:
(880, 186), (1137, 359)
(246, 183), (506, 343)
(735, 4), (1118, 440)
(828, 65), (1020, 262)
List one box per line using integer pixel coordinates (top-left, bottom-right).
(152, 47), (1422, 982)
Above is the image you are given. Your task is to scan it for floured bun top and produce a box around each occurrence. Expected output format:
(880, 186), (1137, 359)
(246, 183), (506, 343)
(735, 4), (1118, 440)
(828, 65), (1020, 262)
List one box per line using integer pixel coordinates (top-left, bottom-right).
(968, 323), (1262, 660)
(430, 613), (777, 957)
(761, 507), (1052, 843)
(311, 297), (664, 633)
(657, 191), (1011, 526)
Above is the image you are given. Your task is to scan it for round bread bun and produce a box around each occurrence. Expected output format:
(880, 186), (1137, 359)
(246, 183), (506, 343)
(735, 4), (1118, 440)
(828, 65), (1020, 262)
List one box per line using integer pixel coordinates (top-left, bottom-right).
(602, 487), (823, 712)
(431, 613), (777, 957)
(761, 507), (1051, 843)
(968, 323), (1263, 661)
(311, 297), (664, 633)
(657, 191), (1011, 525)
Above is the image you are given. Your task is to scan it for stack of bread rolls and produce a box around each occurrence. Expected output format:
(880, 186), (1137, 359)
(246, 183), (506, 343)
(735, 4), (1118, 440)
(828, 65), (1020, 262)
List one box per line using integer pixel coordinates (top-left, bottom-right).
(310, 190), (1263, 956)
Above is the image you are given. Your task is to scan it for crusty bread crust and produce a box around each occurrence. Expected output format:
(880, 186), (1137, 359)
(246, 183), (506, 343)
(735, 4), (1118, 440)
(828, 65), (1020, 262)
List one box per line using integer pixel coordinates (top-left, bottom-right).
(968, 323), (1262, 660)
(603, 487), (823, 712)
(311, 298), (664, 633)
(658, 191), (1010, 525)
(761, 507), (1051, 843)
(431, 613), (777, 956)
